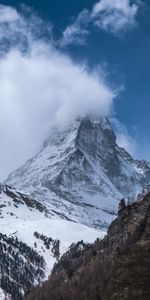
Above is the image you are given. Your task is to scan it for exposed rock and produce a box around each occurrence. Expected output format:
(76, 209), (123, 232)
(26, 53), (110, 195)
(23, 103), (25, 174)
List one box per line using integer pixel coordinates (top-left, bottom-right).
(0, 184), (48, 214)
(26, 192), (150, 300)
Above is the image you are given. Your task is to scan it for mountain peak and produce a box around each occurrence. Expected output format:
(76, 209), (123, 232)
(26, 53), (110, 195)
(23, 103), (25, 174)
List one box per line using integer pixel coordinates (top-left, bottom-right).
(77, 116), (115, 142)
(6, 117), (150, 229)
(42, 117), (115, 158)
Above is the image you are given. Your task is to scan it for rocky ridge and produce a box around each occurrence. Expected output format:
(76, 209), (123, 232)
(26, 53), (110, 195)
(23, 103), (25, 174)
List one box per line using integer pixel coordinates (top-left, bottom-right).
(26, 192), (150, 300)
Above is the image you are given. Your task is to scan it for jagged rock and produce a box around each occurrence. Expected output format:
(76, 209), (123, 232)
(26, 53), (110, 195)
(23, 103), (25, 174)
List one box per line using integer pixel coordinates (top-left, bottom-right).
(0, 184), (48, 214)
(25, 192), (150, 300)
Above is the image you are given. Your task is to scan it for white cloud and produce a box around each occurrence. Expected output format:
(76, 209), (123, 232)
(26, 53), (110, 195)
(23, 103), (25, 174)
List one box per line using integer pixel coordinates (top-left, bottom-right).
(111, 118), (137, 155)
(0, 4), (116, 180)
(92, 0), (139, 35)
(59, 10), (90, 47)
(0, 4), (19, 22)
(117, 132), (135, 154)
(61, 0), (142, 46)
(0, 4), (52, 54)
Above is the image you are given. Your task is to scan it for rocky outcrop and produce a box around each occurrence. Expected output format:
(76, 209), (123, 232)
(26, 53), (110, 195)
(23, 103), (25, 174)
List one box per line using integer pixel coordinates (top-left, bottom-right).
(0, 183), (48, 214)
(26, 192), (150, 300)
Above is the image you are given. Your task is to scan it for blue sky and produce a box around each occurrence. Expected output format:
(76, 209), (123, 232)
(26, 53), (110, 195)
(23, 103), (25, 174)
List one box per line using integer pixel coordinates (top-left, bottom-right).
(0, 0), (149, 179)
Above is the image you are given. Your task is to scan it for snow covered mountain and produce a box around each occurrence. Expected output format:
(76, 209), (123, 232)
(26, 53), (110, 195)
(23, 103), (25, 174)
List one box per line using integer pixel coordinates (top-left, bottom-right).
(0, 183), (100, 299)
(6, 117), (150, 229)
(2, 117), (150, 298)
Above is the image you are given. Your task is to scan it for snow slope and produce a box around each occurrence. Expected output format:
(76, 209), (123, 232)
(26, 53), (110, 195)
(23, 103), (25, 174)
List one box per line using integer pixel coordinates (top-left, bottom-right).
(0, 289), (5, 300)
(0, 184), (101, 278)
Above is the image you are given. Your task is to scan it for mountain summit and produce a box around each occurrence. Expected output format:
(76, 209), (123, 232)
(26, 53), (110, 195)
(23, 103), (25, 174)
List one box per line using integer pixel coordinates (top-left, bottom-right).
(6, 117), (150, 229)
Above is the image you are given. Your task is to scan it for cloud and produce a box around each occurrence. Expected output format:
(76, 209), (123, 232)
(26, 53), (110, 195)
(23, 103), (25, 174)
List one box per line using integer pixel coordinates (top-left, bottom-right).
(92, 0), (139, 35)
(0, 4), (52, 54)
(0, 4), (116, 180)
(60, 10), (90, 47)
(61, 0), (142, 46)
(0, 4), (19, 22)
(111, 118), (137, 156)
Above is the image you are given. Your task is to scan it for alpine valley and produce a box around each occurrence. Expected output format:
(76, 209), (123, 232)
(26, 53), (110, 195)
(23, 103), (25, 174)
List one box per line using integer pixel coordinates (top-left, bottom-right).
(0, 117), (150, 299)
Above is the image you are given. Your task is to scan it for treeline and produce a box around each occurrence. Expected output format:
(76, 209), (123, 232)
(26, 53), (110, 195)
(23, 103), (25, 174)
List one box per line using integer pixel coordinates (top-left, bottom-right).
(0, 233), (45, 300)
(34, 231), (60, 260)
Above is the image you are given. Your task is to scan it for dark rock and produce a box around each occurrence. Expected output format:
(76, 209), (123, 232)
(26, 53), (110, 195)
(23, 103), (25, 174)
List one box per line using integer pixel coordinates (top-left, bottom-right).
(26, 192), (150, 300)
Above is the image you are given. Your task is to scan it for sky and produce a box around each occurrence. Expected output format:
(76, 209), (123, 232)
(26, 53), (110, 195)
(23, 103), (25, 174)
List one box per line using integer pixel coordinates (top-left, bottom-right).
(0, 0), (149, 180)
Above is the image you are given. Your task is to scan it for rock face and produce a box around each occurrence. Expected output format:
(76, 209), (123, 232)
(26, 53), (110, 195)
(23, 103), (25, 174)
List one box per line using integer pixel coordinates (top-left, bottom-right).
(6, 117), (150, 229)
(0, 183), (48, 214)
(26, 192), (150, 300)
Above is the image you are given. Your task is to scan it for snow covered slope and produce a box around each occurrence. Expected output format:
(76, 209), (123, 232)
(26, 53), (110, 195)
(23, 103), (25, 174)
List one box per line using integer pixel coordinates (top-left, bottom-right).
(6, 117), (150, 229)
(0, 183), (101, 299)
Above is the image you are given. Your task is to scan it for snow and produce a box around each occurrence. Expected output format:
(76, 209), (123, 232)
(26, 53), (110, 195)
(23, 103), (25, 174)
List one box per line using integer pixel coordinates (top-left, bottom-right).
(0, 289), (5, 300)
(0, 289), (11, 300)
(0, 185), (103, 279)
(0, 218), (102, 275)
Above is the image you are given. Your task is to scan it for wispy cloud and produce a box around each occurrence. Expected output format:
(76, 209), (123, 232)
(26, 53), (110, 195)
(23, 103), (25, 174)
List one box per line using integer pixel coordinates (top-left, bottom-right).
(0, 4), (52, 54)
(92, 0), (139, 35)
(0, 4), (116, 180)
(60, 9), (89, 47)
(60, 0), (142, 46)
(111, 118), (137, 156)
